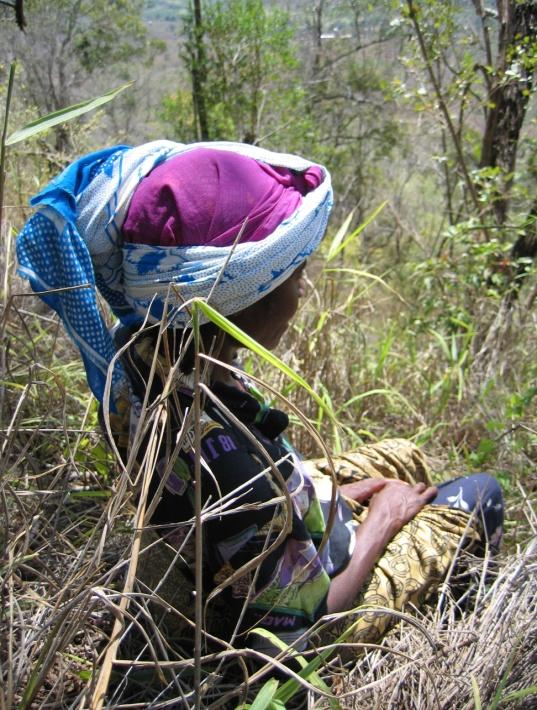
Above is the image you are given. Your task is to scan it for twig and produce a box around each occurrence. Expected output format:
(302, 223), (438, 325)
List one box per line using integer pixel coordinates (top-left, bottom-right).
(405, 1), (486, 236)
(192, 307), (203, 710)
(0, 63), (17, 231)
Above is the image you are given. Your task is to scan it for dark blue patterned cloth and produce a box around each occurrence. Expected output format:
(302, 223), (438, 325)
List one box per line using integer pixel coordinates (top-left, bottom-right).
(432, 473), (504, 549)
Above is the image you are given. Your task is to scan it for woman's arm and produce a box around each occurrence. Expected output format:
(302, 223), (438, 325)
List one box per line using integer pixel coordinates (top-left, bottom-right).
(326, 481), (437, 613)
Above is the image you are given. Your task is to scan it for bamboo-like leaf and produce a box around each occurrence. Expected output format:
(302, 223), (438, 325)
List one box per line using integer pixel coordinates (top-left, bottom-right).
(325, 201), (387, 262)
(5, 82), (133, 146)
(193, 300), (337, 425)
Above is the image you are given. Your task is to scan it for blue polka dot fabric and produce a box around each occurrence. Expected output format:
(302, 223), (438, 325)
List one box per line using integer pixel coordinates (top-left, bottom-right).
(16, 141), (333, 409)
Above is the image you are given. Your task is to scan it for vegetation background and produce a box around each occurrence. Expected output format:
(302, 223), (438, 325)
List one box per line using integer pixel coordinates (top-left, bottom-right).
(0, 0), (535, 707)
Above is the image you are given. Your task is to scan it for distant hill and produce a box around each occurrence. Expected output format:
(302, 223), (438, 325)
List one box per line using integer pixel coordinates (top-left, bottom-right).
(143, 0), (188, 23)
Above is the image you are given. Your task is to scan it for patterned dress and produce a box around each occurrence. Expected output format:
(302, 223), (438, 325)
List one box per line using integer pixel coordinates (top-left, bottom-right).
(111, 328), (502, 652)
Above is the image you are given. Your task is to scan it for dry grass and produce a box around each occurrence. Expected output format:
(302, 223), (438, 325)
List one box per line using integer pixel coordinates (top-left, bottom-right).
(337, 534), (537, 709)
(1, 217), (536, 707)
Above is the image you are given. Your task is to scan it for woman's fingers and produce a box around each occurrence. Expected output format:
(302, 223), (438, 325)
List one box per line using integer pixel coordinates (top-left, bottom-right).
(339, 478), (438, 512)
(423, 484), (438, 500)
(339, 478), (388, 503)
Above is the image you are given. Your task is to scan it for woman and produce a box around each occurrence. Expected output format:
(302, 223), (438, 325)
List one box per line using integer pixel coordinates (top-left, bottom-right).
(17, 141), (503, 653)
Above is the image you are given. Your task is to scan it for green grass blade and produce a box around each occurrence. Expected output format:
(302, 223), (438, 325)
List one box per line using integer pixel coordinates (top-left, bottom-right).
(337, 387), (421, 420)
(499, 686), (537, 705)
(429, 328), (451, 361)
(249, 629), (336, 704)
(488, 646), (517, 710)
(470, 675), (482, 710)
(5, 82), (133, 145)
(193, 300), (337, 425)
(0, 62), (16, 228)
(326, 209), (355, 261)
(326, 201), (387, 262)
(324, 266), (407, 303)
(273, 640), (341, 707)
(247, 678), (280, 710)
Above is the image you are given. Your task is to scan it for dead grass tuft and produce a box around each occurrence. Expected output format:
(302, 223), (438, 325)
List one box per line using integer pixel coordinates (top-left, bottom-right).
(339, 534), (537, 709)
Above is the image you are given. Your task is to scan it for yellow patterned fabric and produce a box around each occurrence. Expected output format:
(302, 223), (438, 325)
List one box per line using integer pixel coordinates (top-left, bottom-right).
(302, 439), (480, 651)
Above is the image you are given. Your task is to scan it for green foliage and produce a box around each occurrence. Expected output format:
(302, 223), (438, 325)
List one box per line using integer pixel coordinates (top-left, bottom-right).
(143, 0), (187, 22)
(0, 0), (152, 151)
(245, 628), (340, 708)
(164, 0), (309, 146)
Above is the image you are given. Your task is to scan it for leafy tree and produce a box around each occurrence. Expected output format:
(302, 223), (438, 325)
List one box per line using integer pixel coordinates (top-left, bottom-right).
(401, 0), (537, 279)
(297, 0), (406, 220)
(164, 0), (307, 147)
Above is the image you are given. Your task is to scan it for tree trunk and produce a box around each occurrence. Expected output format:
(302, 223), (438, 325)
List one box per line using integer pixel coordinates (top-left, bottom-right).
(476, 0), (537, 301)
(191, 0), (210, 141)
(480, 1), (537, 226)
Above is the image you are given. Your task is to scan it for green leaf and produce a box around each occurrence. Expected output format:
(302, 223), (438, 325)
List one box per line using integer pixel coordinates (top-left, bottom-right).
(68, 490), (111, 499)
(5, 82), (133, 146)
(250, 629), (340, 709)
(275, 651), (334, 707)
(193, 300), (337, 425)
(248, 679), (280, 710)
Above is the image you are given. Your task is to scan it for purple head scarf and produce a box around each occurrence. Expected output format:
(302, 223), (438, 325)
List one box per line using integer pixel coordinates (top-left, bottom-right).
(122, 147), (323, 247)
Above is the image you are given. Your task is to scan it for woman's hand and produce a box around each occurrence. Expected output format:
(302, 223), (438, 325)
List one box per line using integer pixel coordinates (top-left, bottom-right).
(367, 480), (438, 537)
(326, 479), (437, 613)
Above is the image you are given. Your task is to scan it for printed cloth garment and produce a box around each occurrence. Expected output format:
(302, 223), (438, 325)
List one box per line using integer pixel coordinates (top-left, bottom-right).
(16, 141), (332, 410)
(304, 446), (503, 655)
(122, 328), (356, 648)
(125, 328), (501, 651)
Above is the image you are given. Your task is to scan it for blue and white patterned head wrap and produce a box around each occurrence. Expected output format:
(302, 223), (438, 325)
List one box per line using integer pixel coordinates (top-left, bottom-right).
(16, 140), (333, 408)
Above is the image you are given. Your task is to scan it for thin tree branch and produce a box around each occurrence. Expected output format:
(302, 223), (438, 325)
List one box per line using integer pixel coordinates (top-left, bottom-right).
(406, 0), (486, 234)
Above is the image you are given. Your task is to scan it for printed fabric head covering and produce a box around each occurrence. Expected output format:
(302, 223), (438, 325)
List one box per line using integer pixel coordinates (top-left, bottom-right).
(16, 140), (333, 410)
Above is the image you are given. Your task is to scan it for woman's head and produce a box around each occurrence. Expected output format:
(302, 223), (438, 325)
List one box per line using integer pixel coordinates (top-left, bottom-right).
(122, 147), (324, 354)
(122, 148), (322, 249)
(17, 141), (332, 406)
(121, 146), (327, 326)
